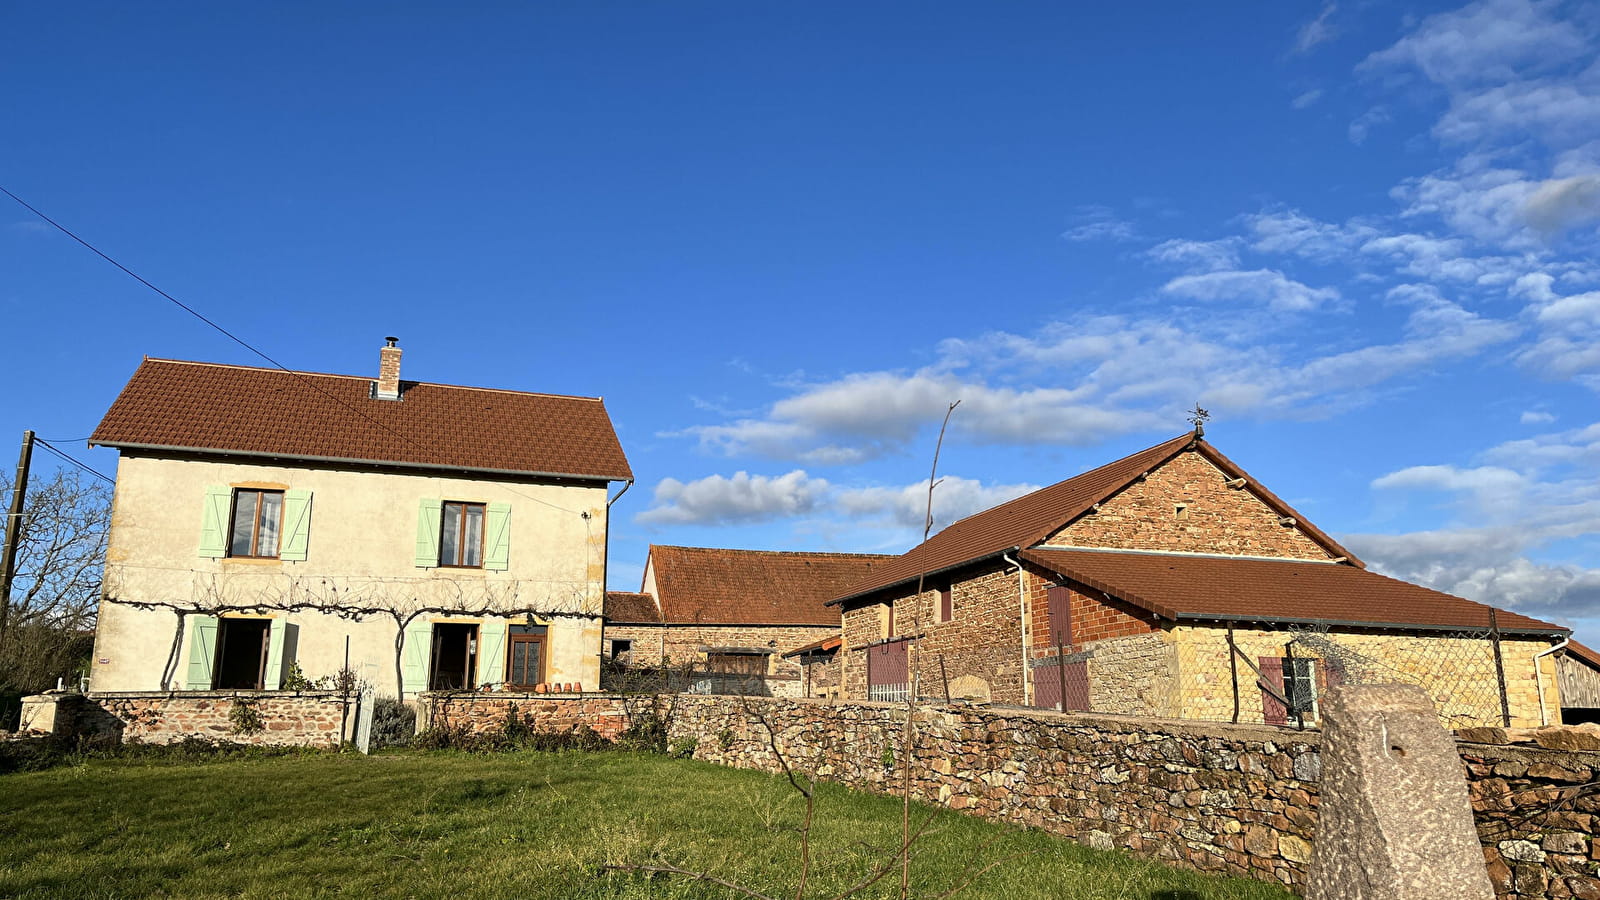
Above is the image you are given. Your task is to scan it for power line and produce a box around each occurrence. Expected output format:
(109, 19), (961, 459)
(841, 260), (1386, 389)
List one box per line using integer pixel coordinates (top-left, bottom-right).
(3, 187), (589, 516)
(33, 438), (115, 486)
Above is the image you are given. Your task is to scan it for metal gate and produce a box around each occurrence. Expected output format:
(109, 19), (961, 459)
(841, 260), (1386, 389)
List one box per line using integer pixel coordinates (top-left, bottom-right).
(867, 638), (910, 703)
(1033, 658), (1090, 711)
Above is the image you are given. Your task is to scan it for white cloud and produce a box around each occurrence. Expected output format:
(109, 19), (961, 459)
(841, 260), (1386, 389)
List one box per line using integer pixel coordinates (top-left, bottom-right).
(836, 476), (1039, 533)
(1061, 206), (1137, 242)
(1359, 0), (1588, 89)
(1243, 210), (1377, 261)
(1294, 4), (1338, 54)
(635, 470), (1039, 536)
(1348, 106), (1392, 145)
(1348, 530), (1600, 623)
(1145, 238), (1241, 272)
(636, 470), (831, 525)
(1161, 269), (1341, 311)
(1522, 172), (1600, 235)
(1521, 410), (1557, 425)
(1291, 89), (1324, 110)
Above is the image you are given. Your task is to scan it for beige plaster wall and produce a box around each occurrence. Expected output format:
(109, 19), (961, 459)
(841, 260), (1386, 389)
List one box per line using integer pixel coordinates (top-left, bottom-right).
(91, 452), (610, 695)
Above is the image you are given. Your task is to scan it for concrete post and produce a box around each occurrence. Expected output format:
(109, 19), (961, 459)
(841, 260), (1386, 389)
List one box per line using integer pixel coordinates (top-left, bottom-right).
(1307, 683), (1493, 899)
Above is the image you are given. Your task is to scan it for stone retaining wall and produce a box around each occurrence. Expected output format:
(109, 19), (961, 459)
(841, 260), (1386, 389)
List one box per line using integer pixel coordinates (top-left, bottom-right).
(417, 691), (634, 741)
(403, 692), (1600, 897)
(18, 691), (349, 747)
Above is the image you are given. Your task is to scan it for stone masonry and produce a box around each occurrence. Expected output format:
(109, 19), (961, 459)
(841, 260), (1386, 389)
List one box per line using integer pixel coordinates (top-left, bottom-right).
(1042, 449), (1336, 560)
(82, 691), (348, 747)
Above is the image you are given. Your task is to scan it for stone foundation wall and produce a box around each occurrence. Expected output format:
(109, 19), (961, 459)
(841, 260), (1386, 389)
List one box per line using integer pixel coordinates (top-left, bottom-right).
(660, 696), (1596, 899)
(78, 691), (349, 747)
(417, 692), (636, 741)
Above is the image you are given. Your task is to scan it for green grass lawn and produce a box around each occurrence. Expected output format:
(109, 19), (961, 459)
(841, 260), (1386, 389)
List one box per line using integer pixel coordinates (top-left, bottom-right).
(0, 750), (1293, 900)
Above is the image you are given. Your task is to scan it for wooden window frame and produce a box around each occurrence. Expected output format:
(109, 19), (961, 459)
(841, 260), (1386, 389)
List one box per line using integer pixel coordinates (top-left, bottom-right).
(936, 583), (953, 624)
(438, 501), (487, 568)
(707, 651), (769, 676)
(228, 489), (284, 559)
(505, 632), (546, 690)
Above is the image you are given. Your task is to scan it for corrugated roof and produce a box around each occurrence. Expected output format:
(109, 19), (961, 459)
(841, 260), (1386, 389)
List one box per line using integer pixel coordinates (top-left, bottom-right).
(90, 358), (633, 481)
(1021, 547), (1564, 634)
(648, 545), (892, 626)
(604, 591), (661, 624)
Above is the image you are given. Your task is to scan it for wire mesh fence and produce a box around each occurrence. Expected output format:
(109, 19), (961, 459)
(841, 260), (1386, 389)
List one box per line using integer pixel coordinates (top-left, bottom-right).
(1156, 625), (1515, 730)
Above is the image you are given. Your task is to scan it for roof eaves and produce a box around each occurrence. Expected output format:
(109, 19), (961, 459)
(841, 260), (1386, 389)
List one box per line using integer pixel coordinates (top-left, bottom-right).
(826, 547), (1021, 608)
(1018, 549), (1181, 621)
(1173, 612), (1569, 637)
(89, 440), (629, 483)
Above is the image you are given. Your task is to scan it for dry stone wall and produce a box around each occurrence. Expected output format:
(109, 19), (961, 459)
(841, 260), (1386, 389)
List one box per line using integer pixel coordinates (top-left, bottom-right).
(81, 691), (348, 747)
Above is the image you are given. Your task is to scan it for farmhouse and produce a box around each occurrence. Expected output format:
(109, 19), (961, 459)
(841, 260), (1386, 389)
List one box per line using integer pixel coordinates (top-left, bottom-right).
(603, 545), (888, 697)
(87, 341), (632, 697)
(830, 429), (1570, 728)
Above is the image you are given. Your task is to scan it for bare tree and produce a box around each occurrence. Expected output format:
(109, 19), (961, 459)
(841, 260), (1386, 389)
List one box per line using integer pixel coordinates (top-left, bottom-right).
(0, 468), (110, 695)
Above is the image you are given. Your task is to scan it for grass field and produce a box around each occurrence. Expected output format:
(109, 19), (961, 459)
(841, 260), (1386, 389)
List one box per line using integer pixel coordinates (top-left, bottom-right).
(0, 750), (1293, 900)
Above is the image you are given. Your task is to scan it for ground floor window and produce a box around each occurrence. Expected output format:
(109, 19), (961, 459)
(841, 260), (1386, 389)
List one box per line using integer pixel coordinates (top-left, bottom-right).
(707, 651), (768, 676)
(430, 623), (478, 691)
(213, 618), (270, 690)
(505, 625), (546, 689)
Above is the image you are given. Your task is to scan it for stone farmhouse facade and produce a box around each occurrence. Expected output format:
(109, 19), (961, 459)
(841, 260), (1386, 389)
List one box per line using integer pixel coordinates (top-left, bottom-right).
(830, 430), (1570, 728)
(602, 545), (888, 697)
(87, 342), (632, 698)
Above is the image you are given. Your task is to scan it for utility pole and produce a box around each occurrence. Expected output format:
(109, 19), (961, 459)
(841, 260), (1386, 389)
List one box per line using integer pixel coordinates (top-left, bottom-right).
(0, 430), (36, 661)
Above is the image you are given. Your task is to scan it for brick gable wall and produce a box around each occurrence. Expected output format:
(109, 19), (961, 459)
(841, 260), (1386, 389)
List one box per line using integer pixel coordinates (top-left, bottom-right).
(1043, 449), (1334, 560)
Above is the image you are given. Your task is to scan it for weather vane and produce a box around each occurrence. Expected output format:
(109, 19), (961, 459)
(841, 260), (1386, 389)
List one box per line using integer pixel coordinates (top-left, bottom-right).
(1186, 403), (1211, 435)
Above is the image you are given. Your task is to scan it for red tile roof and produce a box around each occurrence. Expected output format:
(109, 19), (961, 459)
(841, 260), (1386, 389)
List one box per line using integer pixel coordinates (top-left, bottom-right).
(604, 591), (661, 624)
(1021, 547), (1564, 634)
(90, 358), (633, 481)
(1566, 640), (1600, 671)
(782, 635), (842, 659)
(831, 432), (1353, 606)
(648, 545), (892, 626)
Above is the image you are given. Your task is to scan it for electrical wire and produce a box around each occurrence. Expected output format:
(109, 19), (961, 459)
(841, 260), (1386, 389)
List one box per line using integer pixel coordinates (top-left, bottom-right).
(33, 438), (116, 486)
(3, 187), (595, 516)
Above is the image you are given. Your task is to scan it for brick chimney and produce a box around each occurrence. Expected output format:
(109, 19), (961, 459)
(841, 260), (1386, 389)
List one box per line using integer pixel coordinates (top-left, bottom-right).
(375, 337), (402, 400)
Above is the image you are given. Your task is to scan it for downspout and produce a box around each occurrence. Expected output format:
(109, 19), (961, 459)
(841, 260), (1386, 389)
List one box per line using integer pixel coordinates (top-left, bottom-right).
(1002, 550), (1030, 707)
(601, 478), (634, 608)
(1534, 635), (1572, 727)
(599, 479), (633, 684)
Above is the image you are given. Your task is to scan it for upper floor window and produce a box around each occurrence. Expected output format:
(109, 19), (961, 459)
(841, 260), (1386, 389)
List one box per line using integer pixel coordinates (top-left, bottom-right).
(200, 485), (311, 561)
(439, 501), (485, 568)
(414, 499), (511, 570)
(230, 489), (283, 558)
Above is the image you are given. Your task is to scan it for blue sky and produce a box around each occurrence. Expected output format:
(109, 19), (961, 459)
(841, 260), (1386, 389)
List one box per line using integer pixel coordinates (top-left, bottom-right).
(4, 1), (1599, 645)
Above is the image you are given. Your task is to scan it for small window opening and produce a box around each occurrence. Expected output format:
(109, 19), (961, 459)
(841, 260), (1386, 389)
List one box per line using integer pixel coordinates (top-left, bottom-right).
(937, 583), (953, 623)
(610, 638), (633, 658)
(213, 618), (270, 689)
(429, 623), (479, 690)
(1174, 503), (1189, 520)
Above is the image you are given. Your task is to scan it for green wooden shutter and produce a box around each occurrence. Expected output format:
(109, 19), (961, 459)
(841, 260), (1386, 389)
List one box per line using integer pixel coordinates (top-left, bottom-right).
(198, 486), (231, 558)
(414, 499), (442, 568)
(484, 503), (511, 571)
(401, 618), (434, 697)
(264, 619), (288, 689)
(184, 616), (220, 689)
(478, 619), (508, 686)
(280, 490), (313, 562)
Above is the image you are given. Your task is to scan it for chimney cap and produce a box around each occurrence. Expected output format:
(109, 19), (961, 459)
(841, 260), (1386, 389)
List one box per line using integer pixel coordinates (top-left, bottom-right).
(384, 336), (399, 347)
